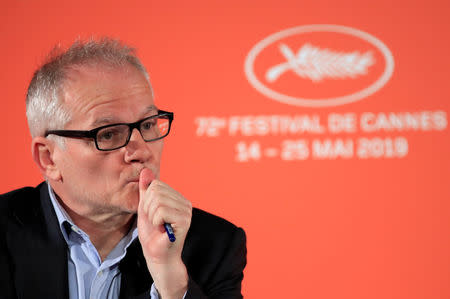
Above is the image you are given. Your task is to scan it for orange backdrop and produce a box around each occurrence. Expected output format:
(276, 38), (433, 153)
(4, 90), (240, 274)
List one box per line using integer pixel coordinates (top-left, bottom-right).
(1, 1), (449, 298)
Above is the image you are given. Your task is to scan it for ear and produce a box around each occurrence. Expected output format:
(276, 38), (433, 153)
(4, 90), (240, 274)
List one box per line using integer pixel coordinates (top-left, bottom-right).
(31, 136), (62, 181)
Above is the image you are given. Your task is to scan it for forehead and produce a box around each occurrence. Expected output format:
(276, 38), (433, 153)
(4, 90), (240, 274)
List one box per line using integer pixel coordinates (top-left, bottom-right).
(62, 64), (155, 127)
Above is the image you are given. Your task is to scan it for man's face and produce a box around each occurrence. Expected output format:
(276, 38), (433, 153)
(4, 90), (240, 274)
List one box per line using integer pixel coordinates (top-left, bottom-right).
(51, 64), (163, 217)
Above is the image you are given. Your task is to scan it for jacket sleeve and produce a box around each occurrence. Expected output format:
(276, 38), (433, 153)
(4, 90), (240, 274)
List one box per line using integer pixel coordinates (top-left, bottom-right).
(185, 227), (247, 299)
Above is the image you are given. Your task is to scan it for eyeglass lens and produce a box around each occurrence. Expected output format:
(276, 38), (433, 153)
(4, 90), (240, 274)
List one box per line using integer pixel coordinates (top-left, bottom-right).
(96, 117), (170, 150)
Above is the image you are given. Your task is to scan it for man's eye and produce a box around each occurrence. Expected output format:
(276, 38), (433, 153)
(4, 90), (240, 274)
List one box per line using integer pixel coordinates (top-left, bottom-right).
(142, 120), (156, 130)
(98, 129), (119, 140)
(101, 132), (113, 140)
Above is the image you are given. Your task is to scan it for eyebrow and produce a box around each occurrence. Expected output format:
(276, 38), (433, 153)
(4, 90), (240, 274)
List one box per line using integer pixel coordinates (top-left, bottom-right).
(91, 105), (158, 127)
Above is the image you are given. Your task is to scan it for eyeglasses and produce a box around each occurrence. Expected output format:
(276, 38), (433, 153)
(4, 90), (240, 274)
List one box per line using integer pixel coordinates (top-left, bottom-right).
(45, 110), (174, 151)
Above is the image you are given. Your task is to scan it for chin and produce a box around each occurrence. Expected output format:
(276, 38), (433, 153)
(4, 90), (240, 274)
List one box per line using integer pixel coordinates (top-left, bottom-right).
(117, 187), (140, 213)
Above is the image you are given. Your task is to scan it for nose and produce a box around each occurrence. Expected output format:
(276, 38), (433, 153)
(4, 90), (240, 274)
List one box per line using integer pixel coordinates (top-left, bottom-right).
(123, 128), (152, 163)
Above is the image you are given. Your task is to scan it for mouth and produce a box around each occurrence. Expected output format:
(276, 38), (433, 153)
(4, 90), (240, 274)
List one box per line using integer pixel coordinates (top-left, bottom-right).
(124, 167), (157, 187)
(127, 178), (140, 184)
(126, 168), (144, 184)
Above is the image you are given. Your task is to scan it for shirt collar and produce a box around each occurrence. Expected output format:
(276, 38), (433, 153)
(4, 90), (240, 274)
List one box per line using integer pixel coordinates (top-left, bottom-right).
(47, 183), (138, 252)
(47, 182), (78, 244)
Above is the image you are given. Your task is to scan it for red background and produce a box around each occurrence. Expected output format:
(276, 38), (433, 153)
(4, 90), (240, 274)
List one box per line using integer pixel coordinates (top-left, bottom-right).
(1, 1), (449, 298)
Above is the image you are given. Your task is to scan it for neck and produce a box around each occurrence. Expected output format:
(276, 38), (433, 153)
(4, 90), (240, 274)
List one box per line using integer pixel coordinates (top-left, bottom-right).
(57, 196), (135, 261)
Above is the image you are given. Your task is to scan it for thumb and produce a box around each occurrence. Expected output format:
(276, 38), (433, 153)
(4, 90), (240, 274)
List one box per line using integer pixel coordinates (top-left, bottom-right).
(139, 168), (155, 210)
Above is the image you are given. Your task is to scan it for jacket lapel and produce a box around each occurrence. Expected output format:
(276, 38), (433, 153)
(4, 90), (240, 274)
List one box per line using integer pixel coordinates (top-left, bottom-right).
(119, 239), (153, 299)
(8, 182), (68, 299)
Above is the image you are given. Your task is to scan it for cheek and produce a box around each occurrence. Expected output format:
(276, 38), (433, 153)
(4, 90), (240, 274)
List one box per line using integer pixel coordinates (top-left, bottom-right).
(63, 146), (121, 187)
(155, 143), (164, 161)
(87, 155), (124, 187)
(149, 142), (164, 176)
(153, 140), (164, 159)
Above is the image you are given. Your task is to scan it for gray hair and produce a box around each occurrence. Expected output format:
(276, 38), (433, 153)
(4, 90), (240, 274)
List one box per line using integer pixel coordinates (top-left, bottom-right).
(25, 37), (152, 140)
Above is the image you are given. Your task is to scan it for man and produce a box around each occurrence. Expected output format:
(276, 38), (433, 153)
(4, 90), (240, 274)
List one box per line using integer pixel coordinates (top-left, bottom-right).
(0, 38), (246, 299)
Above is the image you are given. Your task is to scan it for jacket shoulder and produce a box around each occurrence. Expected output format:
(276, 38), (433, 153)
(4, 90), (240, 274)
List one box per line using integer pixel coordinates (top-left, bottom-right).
(186, 207), (246, 255)
(0, 183), (46, 222)
(192, 207), (238, 226)
(0, 185), (39, 200)
(190, 207), (244, 236)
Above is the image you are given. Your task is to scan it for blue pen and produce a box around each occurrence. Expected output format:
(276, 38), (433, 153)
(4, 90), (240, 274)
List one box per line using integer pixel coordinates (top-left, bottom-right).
(164, 223), (176, 242)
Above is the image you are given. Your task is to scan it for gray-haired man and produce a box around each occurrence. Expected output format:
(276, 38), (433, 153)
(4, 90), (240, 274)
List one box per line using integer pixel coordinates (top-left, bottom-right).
(0, 38), (246, 299)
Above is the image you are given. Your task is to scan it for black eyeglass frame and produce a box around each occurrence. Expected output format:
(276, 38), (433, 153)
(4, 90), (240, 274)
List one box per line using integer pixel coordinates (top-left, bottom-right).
(44, 110), (174, 151)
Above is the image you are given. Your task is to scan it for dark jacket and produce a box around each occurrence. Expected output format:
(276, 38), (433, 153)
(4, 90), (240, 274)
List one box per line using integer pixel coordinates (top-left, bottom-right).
(0, 182), (246, 299)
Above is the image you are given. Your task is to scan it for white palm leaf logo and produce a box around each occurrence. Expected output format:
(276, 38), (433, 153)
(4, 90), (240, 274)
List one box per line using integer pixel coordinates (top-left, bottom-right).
(266, 43), (375, 83)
